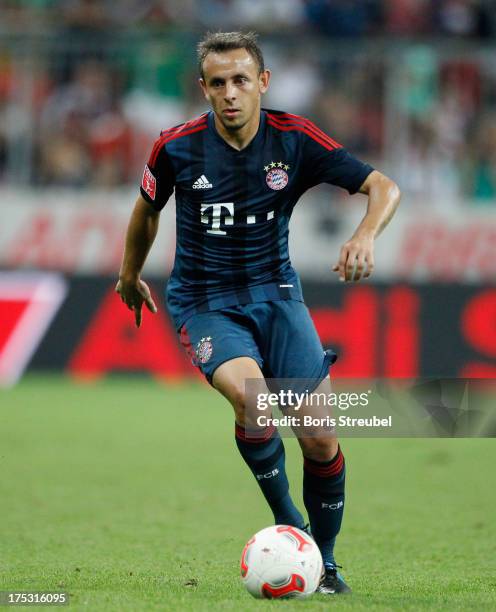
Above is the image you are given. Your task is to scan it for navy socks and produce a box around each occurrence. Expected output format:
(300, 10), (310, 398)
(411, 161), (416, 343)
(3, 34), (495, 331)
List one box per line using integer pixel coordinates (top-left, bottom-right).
(235, 423), (305, 529)
(303, 446), (346, 567)
(236, 423), (346, 567)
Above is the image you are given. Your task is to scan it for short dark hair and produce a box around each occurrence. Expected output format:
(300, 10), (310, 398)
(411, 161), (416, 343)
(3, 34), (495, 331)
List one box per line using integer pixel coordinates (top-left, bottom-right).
(197, 31), (265, 79)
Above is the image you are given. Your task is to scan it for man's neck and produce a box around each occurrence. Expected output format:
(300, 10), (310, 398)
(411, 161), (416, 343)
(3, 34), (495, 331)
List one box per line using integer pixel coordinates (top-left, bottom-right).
(213, 108), (261, 151)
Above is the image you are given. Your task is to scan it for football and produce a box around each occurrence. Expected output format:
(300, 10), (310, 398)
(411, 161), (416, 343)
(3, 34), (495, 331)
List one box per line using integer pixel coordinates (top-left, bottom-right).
(240, 525), (323, 599)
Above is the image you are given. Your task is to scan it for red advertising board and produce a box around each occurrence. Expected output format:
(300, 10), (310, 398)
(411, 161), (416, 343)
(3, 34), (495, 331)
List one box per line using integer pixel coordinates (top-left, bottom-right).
(5, 277), (491, 382)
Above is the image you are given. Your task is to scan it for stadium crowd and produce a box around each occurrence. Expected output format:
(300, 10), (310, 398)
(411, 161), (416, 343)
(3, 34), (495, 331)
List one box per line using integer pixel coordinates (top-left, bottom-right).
(0, 0), (495, 201)
(2, 1), (496, 37)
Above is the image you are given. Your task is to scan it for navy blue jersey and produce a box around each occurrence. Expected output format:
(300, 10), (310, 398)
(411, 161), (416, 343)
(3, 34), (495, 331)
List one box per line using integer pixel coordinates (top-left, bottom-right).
(140, 109), (374, 330)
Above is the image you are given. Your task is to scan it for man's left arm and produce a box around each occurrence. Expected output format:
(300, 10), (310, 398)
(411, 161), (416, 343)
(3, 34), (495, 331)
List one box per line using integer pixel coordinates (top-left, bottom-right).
(333, 170), (401, 282)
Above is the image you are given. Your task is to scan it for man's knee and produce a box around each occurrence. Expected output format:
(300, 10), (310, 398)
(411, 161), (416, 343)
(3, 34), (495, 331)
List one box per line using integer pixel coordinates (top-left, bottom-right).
(299, 436), (339, 462)
(214, 380), (251, 425)
(228, 384), (248, 422)
(212, 357), (265, 427)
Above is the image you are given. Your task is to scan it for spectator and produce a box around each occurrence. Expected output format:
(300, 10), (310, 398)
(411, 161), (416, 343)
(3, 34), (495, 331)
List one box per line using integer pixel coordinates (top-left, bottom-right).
(233, 0), (304, 30)
(38, 60), (130, 186)
(384, 0), (433, 35)
(463, 113), (496, 201)
(264, 50), (320, 115)
(303, 0), (381, 37)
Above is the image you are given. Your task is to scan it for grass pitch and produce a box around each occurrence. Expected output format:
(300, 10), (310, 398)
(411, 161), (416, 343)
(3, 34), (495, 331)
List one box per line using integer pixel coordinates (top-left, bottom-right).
(1, 376), (495, 611)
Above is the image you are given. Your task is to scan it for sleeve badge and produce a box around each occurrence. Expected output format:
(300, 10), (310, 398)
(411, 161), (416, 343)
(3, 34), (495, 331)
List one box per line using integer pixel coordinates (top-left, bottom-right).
(142, 164), (157, 200)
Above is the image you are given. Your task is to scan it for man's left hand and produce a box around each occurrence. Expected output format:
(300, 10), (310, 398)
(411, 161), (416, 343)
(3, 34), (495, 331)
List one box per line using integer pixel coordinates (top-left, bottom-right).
(332, 232), (375, 282)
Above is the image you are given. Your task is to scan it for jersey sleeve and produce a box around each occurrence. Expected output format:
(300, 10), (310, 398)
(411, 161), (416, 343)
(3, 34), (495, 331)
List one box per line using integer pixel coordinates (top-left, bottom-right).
(139, 138), (175, 211)
(301, 125), (374, 194)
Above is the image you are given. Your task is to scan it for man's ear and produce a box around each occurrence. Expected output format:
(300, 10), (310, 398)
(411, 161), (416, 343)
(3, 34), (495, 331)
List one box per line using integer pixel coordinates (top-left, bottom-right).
(199, 77), (209, 101)
(259, 69), (271, 95)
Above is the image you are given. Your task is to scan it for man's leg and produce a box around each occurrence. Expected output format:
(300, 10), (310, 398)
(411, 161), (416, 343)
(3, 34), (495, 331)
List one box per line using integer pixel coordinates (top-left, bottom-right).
(259, 301), (349, 592)
(291, 377), (345, 570)
(213, 357), (305, 529)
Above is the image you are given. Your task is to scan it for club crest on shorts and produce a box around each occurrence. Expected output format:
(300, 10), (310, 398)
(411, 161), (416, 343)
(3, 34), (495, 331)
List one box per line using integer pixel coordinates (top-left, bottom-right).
(264, 161), (290, 191)
(196, 336), (213, 364)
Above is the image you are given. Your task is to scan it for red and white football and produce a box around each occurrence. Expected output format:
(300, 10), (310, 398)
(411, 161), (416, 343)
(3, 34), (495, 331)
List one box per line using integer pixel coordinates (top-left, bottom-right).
(240, 525), (323, 599)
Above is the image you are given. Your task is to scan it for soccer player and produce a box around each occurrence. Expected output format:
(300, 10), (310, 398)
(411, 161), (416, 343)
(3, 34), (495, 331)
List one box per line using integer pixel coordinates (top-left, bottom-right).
(116, 31), (400, 595)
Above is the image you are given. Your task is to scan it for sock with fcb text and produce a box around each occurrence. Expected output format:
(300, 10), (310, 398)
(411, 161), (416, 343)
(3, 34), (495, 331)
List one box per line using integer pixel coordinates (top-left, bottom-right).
(235, 422), (305, 529)
(303, 445), (346, 568)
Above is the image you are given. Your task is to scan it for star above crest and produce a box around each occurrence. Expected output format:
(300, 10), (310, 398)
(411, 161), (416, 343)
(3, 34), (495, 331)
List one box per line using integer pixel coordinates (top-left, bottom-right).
(264, 161), (290, 172)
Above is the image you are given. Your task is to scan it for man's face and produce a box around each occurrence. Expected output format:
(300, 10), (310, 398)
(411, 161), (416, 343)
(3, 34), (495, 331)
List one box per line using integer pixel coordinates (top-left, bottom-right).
(199, 48), (270, 131)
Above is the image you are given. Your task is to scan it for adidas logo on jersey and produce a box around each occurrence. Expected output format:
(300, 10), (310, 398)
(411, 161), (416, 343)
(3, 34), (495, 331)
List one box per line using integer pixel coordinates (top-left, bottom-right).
(192, 175), (213, 189)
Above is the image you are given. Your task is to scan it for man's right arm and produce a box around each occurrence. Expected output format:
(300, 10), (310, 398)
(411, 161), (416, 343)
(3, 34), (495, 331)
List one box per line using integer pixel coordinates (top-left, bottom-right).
(115, 194), (160, 328)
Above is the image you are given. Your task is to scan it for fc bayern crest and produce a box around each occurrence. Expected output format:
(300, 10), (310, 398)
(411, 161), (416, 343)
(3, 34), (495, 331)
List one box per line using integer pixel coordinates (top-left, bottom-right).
(264, 161), (290, 191)
(266, 168), (288, 191)
(196, 337), (213, 364)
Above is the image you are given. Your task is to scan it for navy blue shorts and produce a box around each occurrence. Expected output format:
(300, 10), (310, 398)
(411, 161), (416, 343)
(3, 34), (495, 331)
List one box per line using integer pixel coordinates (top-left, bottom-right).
(179, 301), (336, 387)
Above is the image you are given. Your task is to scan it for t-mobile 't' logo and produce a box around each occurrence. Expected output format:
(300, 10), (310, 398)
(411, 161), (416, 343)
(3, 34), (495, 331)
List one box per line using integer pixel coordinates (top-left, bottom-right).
(201, 202), (234, 235)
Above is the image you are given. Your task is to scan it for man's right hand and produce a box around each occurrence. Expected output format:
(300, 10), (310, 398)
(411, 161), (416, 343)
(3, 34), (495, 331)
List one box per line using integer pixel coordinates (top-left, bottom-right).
(115, 277), (157, 328)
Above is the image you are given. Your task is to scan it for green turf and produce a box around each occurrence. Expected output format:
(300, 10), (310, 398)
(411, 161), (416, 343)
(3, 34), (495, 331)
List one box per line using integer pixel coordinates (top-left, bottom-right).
(0, 375), (495, 611)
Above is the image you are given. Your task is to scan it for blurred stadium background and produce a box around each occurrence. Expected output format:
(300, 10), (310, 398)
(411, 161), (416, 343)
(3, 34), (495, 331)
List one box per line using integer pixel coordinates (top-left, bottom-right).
(1, 0), (496, 386)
